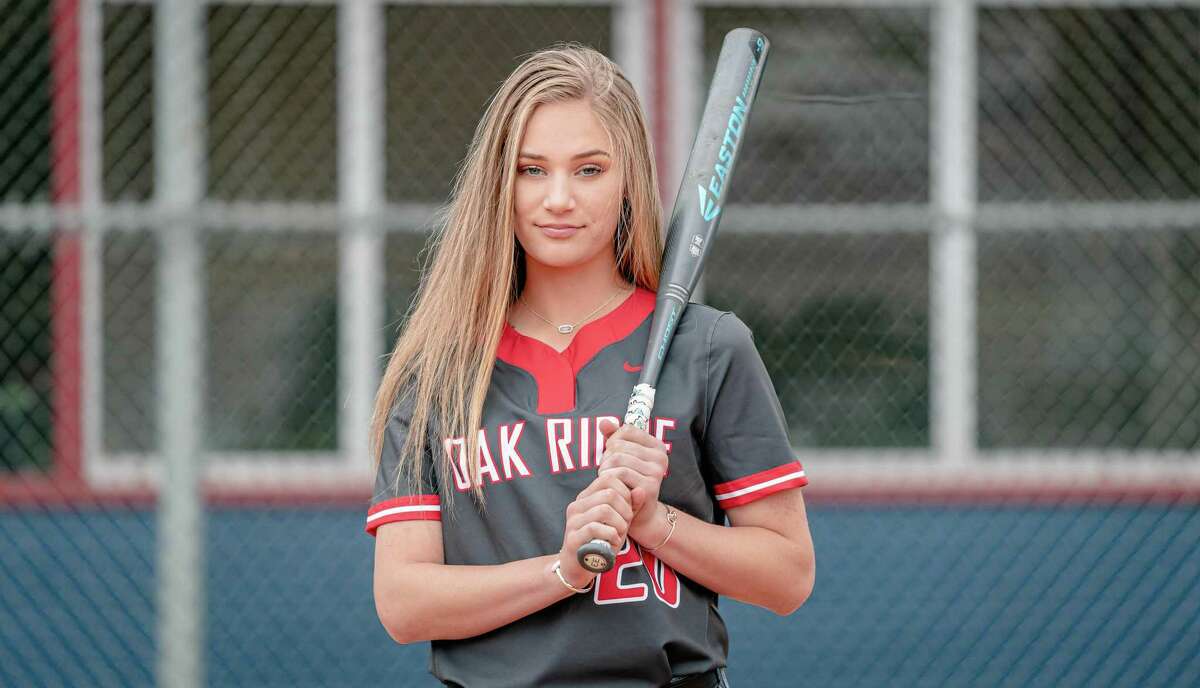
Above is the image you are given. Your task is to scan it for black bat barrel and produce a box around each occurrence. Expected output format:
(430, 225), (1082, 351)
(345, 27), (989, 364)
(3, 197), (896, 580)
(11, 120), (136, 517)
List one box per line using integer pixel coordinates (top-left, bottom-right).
(639, 28), (770, 387)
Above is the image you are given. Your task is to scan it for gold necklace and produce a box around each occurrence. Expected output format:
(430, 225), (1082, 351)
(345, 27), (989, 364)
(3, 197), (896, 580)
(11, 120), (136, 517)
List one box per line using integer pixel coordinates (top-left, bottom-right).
(521, 286), (631, 335)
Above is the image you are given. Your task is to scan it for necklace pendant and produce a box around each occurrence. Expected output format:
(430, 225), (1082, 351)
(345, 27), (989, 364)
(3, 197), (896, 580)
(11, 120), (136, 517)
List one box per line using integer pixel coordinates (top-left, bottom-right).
(557, 324), (574, 334)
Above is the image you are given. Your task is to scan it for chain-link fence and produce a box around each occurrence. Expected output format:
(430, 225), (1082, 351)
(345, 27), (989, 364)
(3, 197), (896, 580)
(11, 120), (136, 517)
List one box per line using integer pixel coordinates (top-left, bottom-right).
(2, 1), (1199, 686)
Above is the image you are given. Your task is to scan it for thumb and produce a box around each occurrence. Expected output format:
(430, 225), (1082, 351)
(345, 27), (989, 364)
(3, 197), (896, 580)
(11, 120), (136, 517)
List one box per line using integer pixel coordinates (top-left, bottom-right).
(598, 417), (621, 438)
(630, 486), (647, 513)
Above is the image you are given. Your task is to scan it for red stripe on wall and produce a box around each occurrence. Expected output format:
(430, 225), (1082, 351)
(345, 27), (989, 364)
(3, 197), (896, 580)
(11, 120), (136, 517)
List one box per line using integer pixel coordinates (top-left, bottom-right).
(50, 0), (80, 205)
(652, 0), (670, 204)
(0, 0), (91, 507)
(50, 0), (84, 486)
(49, 237), (83, 485)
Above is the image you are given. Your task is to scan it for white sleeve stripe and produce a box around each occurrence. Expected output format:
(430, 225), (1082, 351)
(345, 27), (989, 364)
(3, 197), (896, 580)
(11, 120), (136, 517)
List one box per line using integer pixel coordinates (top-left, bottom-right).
(366, 504), (441, 522)
(714, 470), (806, 501)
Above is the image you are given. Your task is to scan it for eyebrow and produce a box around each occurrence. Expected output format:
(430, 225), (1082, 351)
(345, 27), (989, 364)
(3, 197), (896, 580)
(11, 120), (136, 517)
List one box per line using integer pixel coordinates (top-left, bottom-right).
(518, 149), (611, 161)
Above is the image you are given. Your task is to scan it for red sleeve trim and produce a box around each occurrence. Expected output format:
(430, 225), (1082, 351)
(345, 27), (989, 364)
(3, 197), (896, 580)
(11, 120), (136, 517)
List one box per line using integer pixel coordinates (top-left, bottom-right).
(364, 495), (441, 536)
(713, 461), (808, 509)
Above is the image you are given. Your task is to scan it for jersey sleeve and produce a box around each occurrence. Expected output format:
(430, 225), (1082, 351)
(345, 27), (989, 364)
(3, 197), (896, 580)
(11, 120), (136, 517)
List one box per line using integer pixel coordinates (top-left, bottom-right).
(702, 312), (808, 510)
(364, 396), (441, 537)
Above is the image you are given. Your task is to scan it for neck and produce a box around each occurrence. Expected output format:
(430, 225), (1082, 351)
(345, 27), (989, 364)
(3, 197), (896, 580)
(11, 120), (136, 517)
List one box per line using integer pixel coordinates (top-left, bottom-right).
(518, 253), (631, 326)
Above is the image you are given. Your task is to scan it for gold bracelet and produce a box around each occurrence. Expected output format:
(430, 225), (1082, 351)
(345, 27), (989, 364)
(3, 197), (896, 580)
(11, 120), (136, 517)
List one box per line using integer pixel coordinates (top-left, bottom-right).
(553, 561), (594, 594)
(643, 504), (677, 552)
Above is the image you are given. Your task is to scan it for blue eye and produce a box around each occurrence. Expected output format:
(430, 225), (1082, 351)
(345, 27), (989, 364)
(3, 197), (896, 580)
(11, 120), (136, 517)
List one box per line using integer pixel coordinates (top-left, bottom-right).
(518, 164), (603, 177)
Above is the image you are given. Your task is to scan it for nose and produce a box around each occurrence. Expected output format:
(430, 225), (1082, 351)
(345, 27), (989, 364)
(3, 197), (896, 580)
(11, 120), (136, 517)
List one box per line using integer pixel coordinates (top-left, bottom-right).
(542, 173), (576, 212)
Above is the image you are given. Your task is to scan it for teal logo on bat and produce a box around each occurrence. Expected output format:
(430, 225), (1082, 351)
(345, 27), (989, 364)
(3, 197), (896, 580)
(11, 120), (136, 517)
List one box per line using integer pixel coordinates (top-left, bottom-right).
(696, 93), (747, 223)
(697, 44), (761, 224)
(697, 184), (721, 222)
(656, 304), (680, 361)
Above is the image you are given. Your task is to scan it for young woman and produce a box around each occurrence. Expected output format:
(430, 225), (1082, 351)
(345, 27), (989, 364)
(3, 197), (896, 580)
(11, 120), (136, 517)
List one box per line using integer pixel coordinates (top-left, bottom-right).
(366, 43), (815, 688)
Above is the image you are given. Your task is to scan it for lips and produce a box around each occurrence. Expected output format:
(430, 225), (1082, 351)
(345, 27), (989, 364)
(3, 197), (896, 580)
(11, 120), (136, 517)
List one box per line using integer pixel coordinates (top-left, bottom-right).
(538, 224), (581, 239)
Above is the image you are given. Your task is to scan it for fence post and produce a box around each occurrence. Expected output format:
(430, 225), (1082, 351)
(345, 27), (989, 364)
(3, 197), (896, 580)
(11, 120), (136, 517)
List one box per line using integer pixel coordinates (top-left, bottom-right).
(931, 0), (977, 467)
(338, 0), (385, 477)
(155, 1), (206, 686)
(665, 0), (702, 301)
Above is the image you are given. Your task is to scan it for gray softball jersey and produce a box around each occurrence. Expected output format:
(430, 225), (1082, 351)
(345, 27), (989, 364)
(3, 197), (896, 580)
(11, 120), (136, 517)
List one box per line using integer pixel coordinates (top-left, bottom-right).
(366, 287), (808, 688)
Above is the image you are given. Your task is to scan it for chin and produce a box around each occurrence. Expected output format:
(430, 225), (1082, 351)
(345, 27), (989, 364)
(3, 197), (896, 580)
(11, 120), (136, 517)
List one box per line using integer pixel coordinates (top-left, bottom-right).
(522, 242), (608, 270)
(525, 249), (595, 270)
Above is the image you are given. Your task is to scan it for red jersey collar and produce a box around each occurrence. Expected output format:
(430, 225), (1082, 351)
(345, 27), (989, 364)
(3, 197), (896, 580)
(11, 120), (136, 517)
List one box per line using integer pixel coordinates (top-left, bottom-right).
(497, 286), (656, 414)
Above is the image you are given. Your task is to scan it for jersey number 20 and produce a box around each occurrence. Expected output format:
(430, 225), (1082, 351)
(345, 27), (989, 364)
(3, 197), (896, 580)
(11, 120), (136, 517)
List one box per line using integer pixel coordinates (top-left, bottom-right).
(593, 540), (680, 608)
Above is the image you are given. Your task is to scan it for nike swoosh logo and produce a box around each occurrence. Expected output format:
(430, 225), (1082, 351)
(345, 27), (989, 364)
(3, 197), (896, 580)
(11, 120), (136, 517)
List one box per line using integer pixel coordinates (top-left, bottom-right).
(623, 361), (642, 373)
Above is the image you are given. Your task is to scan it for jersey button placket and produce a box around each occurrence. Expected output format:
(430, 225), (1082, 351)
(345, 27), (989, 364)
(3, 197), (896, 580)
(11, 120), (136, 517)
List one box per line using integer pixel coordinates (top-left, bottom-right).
(535, 350), (577, 415)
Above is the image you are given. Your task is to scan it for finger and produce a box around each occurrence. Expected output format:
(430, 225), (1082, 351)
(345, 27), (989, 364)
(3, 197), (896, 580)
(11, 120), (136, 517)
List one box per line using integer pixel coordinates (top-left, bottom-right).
(576, 504), (633, 542)
(575, 490), (635, 525)
(567, 504), (627, 535)
(592, 489), (638, 523)
(588, 472), (633, 497)
(577, 522), (621, 551)
(601, 492), (635, 523)
(585, 498), (633, 526)
(609, 421), (654, 443)
(595, 477), (634, 508)
(604, 437), (664, 465)
(593, 466), (650, 495)
(576, 478), (633, 507)
(610, 425), (667, 453)
(607, 423), (638, 444)
(598, 451), (663, 479)
(605, 439), (669, 477)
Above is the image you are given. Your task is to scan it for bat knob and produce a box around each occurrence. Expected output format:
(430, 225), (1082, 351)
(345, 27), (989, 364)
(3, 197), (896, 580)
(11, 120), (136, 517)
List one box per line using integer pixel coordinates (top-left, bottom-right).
(577, 539), (615, 573)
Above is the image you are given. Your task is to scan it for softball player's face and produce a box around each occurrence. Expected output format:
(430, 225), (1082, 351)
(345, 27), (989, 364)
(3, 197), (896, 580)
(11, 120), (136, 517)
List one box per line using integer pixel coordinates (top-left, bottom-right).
(513, 99), (625, 272)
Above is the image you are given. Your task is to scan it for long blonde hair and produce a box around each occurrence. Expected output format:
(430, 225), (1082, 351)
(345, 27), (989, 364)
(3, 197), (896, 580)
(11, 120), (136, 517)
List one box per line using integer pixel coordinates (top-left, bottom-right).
(369, 43), (664, 506)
